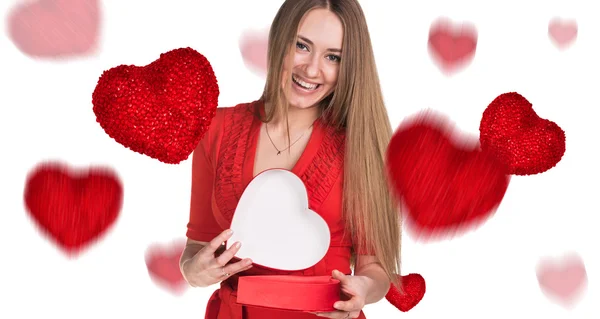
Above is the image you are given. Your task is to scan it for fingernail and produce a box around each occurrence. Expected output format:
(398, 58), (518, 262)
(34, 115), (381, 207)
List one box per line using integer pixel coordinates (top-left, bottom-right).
(234, 242), (241, 248)
(227, 229), (233, 235)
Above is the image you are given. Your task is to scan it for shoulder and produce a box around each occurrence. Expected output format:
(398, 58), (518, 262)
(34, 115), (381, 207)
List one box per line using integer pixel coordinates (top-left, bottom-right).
(213, 100), (259, 124)
(197, 100), (259, 156)
(207, 100), (258, 133)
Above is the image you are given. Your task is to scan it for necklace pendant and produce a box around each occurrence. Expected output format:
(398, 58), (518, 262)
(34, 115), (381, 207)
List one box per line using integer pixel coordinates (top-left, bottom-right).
(277, 151), (281, 155)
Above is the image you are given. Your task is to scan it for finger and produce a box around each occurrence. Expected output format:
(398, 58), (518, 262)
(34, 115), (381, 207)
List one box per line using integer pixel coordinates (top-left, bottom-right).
(310, 311), (336, 318)
(201, 229), (234, 257)
(210, 258), (253, 279)
(213, 244), (227, 258)
(223, 258), (253, 275)
(311, 311), (347, 318)
(333, 298), (362, 312)
(213, 241), (242, 267)
(332, 269), (349, 284)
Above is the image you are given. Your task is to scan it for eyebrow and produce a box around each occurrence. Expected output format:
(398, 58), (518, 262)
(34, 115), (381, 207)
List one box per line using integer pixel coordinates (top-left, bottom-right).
(297, 35), (342, 53)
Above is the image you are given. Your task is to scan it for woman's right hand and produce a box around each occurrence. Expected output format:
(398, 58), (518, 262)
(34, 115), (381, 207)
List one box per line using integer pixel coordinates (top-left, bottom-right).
(181, 229), (253, 288)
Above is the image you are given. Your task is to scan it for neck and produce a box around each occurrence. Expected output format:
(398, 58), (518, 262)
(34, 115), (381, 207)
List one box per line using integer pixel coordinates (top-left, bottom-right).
(267, 104), (320, 135)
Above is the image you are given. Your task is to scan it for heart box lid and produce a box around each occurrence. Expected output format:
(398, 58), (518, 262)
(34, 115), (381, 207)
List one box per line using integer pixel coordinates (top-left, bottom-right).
(226, 169), (331, 271)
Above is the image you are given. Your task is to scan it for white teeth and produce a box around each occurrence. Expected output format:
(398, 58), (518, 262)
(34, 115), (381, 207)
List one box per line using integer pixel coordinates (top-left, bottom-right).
(293, 75), (318, 90)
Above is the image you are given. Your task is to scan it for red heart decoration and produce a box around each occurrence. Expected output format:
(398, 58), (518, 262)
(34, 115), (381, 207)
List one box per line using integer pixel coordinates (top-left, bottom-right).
(23, 162), (123, 256)
(385, 273), (426, 312)
(7, 0), (100, 58)
(145, 239), (188, 295)
(92, 47), (219, 164)
(479, 92), (566, 175)
(548, 18), (578, 49)
(386, 111), (510, 240)
(239, 26), (270, 77)
(428, 17), (478, 73)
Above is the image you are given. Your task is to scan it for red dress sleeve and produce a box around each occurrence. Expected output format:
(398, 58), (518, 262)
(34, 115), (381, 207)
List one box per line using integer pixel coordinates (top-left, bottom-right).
(185, 109), (224, 242)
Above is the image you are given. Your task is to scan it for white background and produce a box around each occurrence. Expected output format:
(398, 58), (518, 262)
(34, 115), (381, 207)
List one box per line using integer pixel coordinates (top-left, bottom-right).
(0, 0), (598, 318)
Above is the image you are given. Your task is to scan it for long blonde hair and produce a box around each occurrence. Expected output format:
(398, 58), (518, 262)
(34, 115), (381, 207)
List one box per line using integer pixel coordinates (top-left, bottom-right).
(258, 0), (402, 289)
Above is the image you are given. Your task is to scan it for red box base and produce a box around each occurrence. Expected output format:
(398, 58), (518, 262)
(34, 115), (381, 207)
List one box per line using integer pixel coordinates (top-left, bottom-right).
(237, 275), (341, 312)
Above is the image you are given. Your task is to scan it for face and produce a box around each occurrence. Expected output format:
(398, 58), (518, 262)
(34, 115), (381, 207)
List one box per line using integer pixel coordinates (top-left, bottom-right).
(281, 8), (344, 109)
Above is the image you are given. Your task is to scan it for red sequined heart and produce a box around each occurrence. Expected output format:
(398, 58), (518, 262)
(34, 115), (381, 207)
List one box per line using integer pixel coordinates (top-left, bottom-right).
(386, 112), (510, 240)
(145, 239), (188, 295)
(385, 273), (426, 312)
(479, 92), (566, 175)
(92, 47), (219, 164)
(23, 162), (123, 256)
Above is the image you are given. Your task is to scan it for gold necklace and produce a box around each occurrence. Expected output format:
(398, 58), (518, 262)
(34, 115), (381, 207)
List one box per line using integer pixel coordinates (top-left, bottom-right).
(265, 122), (315, 155)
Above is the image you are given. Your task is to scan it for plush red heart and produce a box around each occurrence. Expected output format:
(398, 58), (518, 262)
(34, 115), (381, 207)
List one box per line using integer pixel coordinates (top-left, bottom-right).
(479, 92), (566, 175)
(92, 47), (219, 164)
(145, 239), (188, 295)
(385, 273), (426, 312)
(428, 17), (478, 73)
(7, 0), (100, 58)
(23, 162), (123, 256)
(386, 111), (510, 240)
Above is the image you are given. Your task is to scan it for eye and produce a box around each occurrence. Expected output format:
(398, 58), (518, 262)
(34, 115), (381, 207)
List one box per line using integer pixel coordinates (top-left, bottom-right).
(327, 55), (341, 63)
(296, 42), (308, 51)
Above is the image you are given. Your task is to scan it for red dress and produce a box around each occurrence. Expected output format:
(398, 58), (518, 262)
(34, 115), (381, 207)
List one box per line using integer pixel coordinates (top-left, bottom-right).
(186, 100), (367, 319)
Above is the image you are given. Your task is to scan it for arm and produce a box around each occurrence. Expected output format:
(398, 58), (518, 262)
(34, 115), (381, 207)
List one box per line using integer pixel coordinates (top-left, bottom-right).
(354, 255), (391, 304)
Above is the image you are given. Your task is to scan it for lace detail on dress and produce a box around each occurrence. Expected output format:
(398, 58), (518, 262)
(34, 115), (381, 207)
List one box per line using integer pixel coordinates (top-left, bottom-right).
(214, 101), (346, 224)
(301, 124), (346, 211)
(214, 103), (255, 225)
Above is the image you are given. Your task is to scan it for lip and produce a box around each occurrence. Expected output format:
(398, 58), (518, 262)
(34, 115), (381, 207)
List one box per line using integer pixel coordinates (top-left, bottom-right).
(292, 74), (321, 86)
(292, 77), (323, 95)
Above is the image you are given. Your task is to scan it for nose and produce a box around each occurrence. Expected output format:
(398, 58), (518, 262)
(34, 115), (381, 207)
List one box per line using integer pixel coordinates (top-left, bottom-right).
(304, 54), (320, 78)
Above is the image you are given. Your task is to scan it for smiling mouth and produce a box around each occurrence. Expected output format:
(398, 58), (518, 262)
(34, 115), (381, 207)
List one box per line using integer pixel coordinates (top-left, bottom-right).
(292, 74), (321, 90)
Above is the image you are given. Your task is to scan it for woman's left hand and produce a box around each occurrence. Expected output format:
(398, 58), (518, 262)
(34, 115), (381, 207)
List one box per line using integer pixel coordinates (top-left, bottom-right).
(310, 270), (370, 318)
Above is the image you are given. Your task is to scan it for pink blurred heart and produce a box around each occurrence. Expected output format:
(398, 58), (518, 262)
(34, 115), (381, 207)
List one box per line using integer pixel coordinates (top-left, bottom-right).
(145, 239), (188, 295)
(239, 27), (270, 76)
(548, 18), (578, 49)
(7, 0), (101, 59)
(428, 18), (478, 74)
(536, 253), (588, 308)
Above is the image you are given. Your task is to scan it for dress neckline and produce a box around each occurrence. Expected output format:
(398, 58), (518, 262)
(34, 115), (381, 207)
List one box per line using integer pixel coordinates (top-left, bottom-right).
(242, 100), (324, 187)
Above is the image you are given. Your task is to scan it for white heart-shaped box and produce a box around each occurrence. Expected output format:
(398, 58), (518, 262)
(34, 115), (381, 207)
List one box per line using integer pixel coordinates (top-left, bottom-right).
(226, 169), (331, 271)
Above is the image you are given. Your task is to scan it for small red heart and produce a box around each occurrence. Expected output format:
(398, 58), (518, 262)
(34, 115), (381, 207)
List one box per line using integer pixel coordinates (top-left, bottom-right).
(386, 111), (510, 240)
(145, 240), (188, 295)
(92, 47), (219, 164)
(428, 18), (478, 73)
(385, 273), (426, 312)
(479, 92), (566, 175)
(7, 0), (100, 58)
(23, 162), (123, 256)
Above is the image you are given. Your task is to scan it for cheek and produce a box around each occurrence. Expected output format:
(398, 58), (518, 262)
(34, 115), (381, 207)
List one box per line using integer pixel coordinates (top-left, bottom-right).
(325, 66), (340, 86)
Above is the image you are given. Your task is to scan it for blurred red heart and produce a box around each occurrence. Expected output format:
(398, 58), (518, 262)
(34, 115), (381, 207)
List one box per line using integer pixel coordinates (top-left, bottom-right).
(145, 240), (188, 295)
(536, 253), (588, 307)
(7, 0), (100, 58)
(428, 18), (478, 73)
(239, 27), (269, 76)
(479, 92), (566, 175)
(92, 47), (219, 164)
(23, 162), (123, 256)
(385, 273), (426, 312)
(548, 18), (578, 49)
(386, 111), (510, 240)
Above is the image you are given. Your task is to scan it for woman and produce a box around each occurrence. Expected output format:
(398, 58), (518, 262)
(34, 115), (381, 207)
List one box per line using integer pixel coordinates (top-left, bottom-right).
(179, 0), (401, 318)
